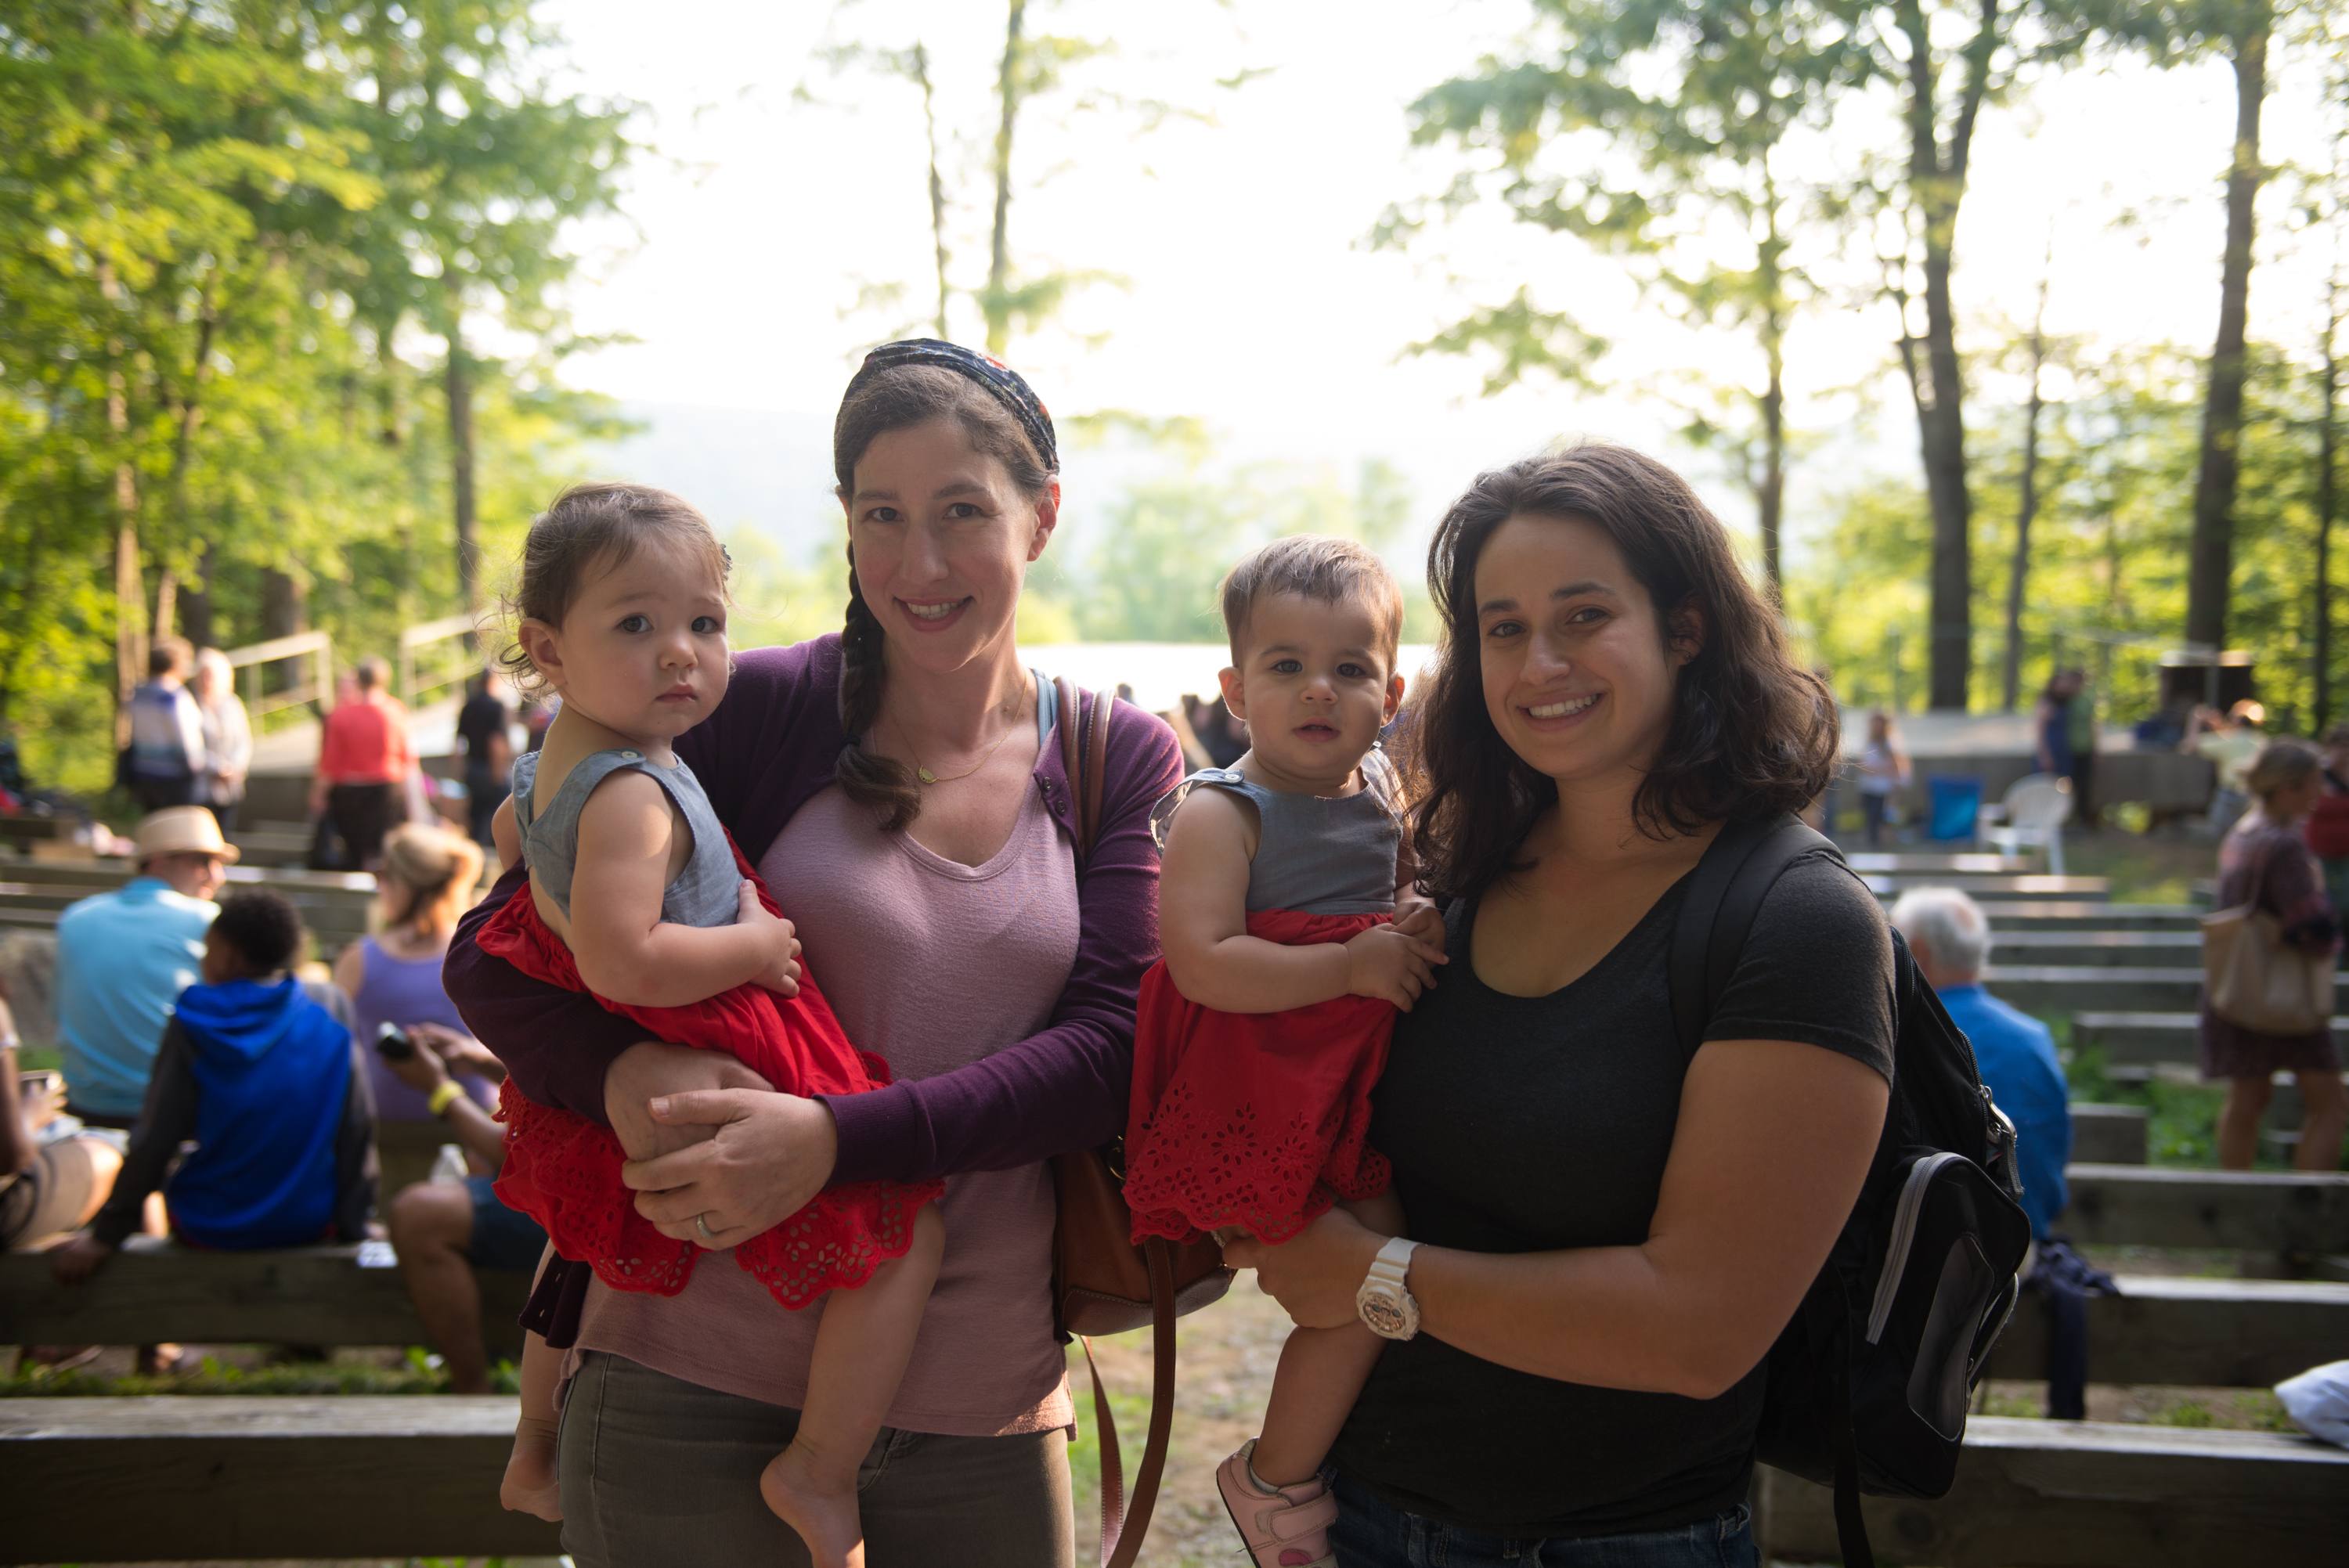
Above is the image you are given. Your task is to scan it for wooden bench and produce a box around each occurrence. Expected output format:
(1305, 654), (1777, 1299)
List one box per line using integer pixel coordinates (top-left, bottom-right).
(0, 1237), (527, 1354)
(1867, 874), (2113, 904)
(1755, 1418), (2349, 1566)
(2062, 1163), (2349, 1254)
(1984, 1274), (2349, 1386)
(2069, 1102), (2148, 1164)
(0, 1395), (561, 1562)
(1968, 901), (2205, 932)
(1842, 852), (2030, 874)
(0, 858), (377, 897)
(1991, 965), (2312, 1016)
(1994, 930), (2205, 968)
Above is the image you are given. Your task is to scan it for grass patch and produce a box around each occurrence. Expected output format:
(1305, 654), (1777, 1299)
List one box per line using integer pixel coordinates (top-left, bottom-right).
(0, 1347), (521, 1397)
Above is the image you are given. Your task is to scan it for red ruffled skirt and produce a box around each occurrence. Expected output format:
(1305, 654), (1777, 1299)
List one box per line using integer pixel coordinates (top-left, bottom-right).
(1121, 908), (1393, 1246)
(484, 842), (942, 1308)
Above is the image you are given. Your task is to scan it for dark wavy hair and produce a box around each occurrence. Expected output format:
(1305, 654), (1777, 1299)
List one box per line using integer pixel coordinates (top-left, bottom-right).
(1410, 444), (1836, 903)
(832, 362), (1056, 832)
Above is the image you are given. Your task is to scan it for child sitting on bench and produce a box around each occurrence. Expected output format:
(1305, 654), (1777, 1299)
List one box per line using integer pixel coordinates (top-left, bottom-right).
(51, 890), (377, 1280)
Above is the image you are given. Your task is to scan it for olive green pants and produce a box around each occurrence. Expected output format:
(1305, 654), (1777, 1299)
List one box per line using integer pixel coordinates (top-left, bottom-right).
(556, 1351), (1076, 1568)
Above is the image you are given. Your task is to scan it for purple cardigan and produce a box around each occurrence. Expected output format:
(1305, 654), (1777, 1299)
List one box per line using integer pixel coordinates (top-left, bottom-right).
(443, 634), (1183, 1190)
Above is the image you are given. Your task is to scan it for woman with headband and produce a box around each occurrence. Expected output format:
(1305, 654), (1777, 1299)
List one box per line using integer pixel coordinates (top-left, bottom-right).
(444, 341), (1183, 1565)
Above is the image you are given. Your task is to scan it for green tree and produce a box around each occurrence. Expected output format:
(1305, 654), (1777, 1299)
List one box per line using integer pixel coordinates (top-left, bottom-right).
(1382, 1), (1858, 589)
(338, 0), (634, 609)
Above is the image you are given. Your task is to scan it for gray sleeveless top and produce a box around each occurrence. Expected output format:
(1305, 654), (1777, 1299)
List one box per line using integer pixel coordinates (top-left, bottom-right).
(510, 748), (739, 927)
(1151, 748), (1403, 916)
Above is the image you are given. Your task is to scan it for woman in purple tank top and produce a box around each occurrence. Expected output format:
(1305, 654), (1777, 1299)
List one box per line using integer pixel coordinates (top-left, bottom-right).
(443, 341), (1182, 1566)
(333, 824), (493, 1123)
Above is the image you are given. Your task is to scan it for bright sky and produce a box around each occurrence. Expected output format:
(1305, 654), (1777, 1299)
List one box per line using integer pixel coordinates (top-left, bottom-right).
(544, 0), (2348, 546)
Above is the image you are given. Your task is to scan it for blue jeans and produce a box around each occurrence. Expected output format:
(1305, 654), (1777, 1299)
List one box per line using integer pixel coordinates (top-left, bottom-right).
(1329, 1473), (1759, 1568)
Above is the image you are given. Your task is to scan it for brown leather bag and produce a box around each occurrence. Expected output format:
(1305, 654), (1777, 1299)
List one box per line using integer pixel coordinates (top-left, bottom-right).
(1048, 676), (1235, 1568)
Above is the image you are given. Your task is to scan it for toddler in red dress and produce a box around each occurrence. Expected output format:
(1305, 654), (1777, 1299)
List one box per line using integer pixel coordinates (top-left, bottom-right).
(485, 483), (942, 1568)
(1122, 535), (1445, 1568)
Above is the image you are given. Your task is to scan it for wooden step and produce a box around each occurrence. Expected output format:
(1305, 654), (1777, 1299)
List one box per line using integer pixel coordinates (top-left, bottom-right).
(1755, 1418), (2349, 1566)
(1993, 931), (2204, 968)
(1969, 903), (2205, 932)
(2062, 1163), (2349, 1253)
(1868, 875), (2113, 903)
(0, 1395), (561, 1562)
(1984, 1274), (2349, 1386)
(0, 1236), (528, 1351)
(2069, 1103), (2148, 1165)
(1842, 852), (2032, 874)
(1994, 966), (2269, 1016)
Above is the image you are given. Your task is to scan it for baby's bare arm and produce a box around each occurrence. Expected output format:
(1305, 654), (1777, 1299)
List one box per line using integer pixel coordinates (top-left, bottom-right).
(565, 773), (792, 1008)
(1160, 790), (1442, 1013)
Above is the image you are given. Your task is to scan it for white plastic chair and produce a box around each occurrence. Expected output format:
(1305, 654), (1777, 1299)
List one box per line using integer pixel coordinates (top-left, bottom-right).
(1978, 773), (2073, 874)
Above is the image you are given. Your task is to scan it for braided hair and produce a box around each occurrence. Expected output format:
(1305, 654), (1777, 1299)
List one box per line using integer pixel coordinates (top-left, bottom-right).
(831, 355), (1056, 831)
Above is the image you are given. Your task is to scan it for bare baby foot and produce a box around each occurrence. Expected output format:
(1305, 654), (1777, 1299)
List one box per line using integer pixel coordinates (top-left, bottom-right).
(500, 1415), (563, 1522)
(760, 1439), (865, 1568)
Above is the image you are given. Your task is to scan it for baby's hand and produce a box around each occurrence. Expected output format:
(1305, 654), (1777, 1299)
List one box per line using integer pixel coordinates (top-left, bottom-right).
(1391, 900), (1445, 955)
(1344, 921), (1446, 1012)
(737, 881), (802, 997)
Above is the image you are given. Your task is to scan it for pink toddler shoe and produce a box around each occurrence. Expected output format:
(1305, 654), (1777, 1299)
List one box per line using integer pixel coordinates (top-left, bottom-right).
(1214, 1440), (1339, 1568)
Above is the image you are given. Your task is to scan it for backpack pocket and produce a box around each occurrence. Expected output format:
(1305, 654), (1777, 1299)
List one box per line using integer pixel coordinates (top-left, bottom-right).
(1850, 1150), (2032, 1494)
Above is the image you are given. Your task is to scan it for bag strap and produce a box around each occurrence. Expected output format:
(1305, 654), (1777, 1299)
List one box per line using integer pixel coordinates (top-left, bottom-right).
(1666, 813), (1838, 1059)
(1054, 679), (1174, 1568)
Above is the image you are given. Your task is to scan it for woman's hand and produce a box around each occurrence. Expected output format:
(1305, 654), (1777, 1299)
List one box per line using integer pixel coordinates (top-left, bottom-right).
(601, 1041), (775, 1164)
(1221, 1205), (1391, 1332)
(620, 1090), (840, 1249)
(405, 1022), (505, 1083)
(382, 1036), (451, 1098)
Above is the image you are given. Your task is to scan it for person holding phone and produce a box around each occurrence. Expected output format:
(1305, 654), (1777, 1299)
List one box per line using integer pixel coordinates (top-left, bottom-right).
(377, 1020), (549, 1396)
(0, 996), (124, 1248)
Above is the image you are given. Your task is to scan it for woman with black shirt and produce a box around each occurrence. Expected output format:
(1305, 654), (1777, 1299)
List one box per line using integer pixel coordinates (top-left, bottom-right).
(1224, 446), (1895, 1567)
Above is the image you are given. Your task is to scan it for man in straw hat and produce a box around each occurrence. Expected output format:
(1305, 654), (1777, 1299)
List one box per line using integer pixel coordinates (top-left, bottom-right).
(55, 807), (233, 1130)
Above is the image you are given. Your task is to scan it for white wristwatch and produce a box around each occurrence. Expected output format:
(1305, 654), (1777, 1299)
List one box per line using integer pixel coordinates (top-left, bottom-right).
(1355, 1236), (1422, 1340)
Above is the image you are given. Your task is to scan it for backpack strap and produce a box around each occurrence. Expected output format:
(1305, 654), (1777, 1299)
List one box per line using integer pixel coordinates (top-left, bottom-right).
(1667, 813), (1840, 1059)
(1053, 679), (1174, 1568)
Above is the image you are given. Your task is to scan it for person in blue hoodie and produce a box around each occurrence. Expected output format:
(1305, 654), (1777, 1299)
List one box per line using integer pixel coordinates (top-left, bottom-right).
(50, 892), (377, 1281)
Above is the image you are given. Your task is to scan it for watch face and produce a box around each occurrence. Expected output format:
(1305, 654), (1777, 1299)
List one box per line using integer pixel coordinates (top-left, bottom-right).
(1359, 1289), (1411, 1339)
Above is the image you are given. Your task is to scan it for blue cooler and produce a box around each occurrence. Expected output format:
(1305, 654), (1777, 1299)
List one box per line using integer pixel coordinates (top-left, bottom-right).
(1925, 775), (1983, 842)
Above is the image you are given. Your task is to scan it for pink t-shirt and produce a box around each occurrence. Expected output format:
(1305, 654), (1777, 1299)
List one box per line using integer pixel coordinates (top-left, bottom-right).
(567, 777), (1083, 1435)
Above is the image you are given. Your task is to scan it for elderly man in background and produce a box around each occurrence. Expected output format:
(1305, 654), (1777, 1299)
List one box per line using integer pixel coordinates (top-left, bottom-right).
(1890, 887), (2071, 1238)
(54, 807), (230, 1130)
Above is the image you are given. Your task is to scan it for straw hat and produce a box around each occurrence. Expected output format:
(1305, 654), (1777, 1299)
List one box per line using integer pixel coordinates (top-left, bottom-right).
(132, 806), (240, 865)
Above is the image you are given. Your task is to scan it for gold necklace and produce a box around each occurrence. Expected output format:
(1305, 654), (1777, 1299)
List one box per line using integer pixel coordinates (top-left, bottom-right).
(896, 682), (1029, 786)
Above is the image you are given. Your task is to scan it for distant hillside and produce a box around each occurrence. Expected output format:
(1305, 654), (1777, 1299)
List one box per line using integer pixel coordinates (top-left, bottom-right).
(586, 402), (840, 559)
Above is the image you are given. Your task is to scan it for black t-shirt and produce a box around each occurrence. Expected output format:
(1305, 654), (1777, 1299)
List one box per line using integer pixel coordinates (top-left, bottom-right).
(1332, 852), (1895, 1539)
(456, 691), (510, 765)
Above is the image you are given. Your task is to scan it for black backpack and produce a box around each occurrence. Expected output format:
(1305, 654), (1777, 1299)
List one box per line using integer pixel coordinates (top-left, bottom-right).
(1669, 815), (2032, 1568)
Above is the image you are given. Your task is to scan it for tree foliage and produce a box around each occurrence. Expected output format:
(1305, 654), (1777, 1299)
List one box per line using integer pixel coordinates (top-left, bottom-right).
(0, 0), (632, 792)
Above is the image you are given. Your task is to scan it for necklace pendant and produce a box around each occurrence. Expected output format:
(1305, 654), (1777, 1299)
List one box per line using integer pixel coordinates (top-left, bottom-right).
(917, 766), (937, 784)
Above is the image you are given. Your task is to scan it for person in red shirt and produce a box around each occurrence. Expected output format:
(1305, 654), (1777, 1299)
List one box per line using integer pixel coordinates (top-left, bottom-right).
(2307, 723), (2349, 914)
(309, 657), (415, 872)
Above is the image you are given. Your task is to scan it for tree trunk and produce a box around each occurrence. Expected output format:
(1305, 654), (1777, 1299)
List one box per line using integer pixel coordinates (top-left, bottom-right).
(2320, 271), (2340, 729)
(2185, 9), (2271, 652)
(1757, 176), (1787, 594)
(2002, 266), (2051, 712)
(1893, 0), (1995, 712)
(101, 258), (145, 715)
(445, 295), (480, 611)
(914, 41), (952, 339)
(180, 542), (215, 652)
(262, 566), (307, 640)
(984, 0), (1027, 357)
